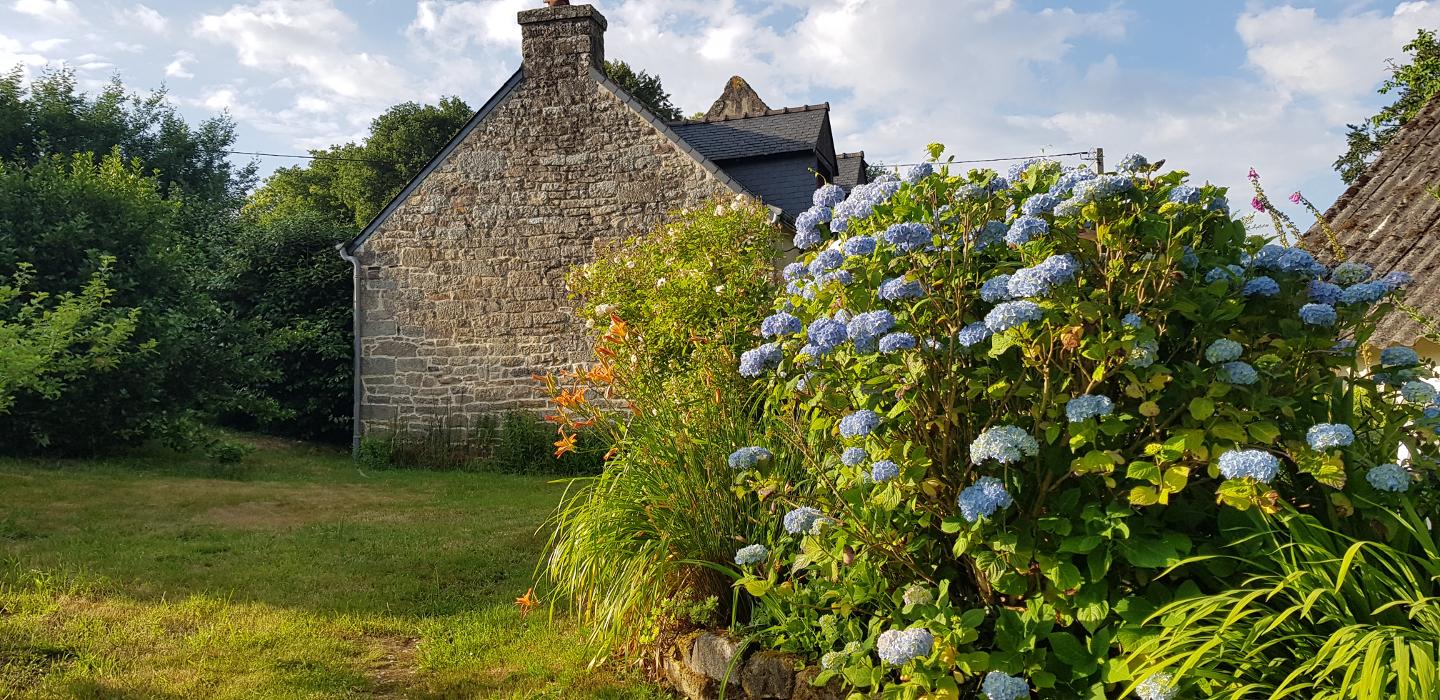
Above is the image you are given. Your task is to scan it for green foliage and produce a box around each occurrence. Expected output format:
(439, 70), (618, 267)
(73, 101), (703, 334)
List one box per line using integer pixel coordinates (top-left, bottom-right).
(0, 258), (141, 413)
(358, 412), (602, 475)
(1335, 29), (1440, 183)
(720, 155), (1437, 697)
(603, 60), (683, 121)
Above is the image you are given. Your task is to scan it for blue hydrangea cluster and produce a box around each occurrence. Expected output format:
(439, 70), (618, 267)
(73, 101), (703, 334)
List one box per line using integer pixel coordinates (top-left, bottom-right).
(970, 425), (1039, 465)
(1007, 254), (1079, 298)
(982, 671), (1030, 700)
(955, 183), (987, 201)
(739, 343), (782, 377)
(782, 262), (806, 281)
(903, 162), (933, 184)
(1005, 215), (1048, 245)
(839, 409), (881, 438)
(1218, 360), (1259, 385)
(972, 220), (1006, 249)
(1066, 394), (1114, 423)
(981, 274), (1014, 302)
(879, 276), (924, 301)
(985, 300), (1044, 332)
(870, 460), (900, 482)
(783, 506), (828, 535)
(1250, 244), (1325, 277)
(958, 476), (1014, 522)
(1299, 303), (1336, 326)
(1366, 463), (1411, 493)
(1218, 449), (1280, 483)
(843, 235), (876, 256)
(1021, 193), (1060, 215)
(733, 543), (768, 566)
(883, 222), (933, 252)
(957, 322), (993, 348)
(1135, 671), (1178, 700)
(831, 180), (900, 233)
(847, 310), (896, 352)
(878, 332), (917, 354)
(1117, 153), (1148, 172)
(1209, 195), (1231, 214)
(1400, 380), (1438, 404)
(1205, 338), (1243, 364)
(1308, 279), (1342, 304)
(813, 183), (846, 208)
(1167, 185), (1201, 204)
(841, 447), (866, 466)
(793, 206), (831, 249)
(807, 317), (849, 354)
(1379, 270), (1414, 289)
(761, 312), (803, 338)
(1381, 346), (1420, 367)
(1128, 339), (1159, 368)
(727, 446), (773, 469)
(1007, 157), (1050, 180)
(1306, 423), (1354, 450)
(1339, 281), (1389, 306)
(809, 248), (845, 275)
(1331, 261), (1372, 285)
(1205, 265), (1246, 284)
(1049, 166), (1095, 196)
(876, 628), (933, 665)
(1071, 173), (1133, 202)
(1243, 276), (1280, 297)
(1122, 313), (1143, 328)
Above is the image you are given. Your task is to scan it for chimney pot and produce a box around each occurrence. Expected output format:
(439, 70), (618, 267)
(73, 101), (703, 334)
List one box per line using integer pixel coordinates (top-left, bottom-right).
(544, 0), (569, 6)
(518, 3), (607, 77)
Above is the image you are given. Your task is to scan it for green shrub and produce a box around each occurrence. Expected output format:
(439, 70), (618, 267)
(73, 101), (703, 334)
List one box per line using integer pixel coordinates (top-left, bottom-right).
(719, 150), (1436, 697)
(356, 432), (398, 470)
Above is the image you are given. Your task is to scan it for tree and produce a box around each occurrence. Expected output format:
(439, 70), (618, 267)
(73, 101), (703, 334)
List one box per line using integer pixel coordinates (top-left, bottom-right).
(603, 59), (683, 121)
(1334, 29), (1440, 183)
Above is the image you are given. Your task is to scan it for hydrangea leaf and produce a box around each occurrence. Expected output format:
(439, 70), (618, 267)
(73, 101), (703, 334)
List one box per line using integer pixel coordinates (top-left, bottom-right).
(1247, 421), (1281, 444)
(1209, 421), (1248, 443)
(1188, 397), (1215, 421)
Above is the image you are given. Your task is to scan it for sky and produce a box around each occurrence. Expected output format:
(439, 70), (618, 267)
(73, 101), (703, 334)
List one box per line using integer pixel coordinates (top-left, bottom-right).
(3, 0), (1439, 222)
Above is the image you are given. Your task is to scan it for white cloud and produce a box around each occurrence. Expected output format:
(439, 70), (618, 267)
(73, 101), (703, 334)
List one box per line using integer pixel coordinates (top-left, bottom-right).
(164, 50), (195, 79)
(28, 37), (66, 51)
(408, 0), (530, 49)
(116, 3), (168, 34)
(11, 0), (80, 24)
(0, 32), (50, 78)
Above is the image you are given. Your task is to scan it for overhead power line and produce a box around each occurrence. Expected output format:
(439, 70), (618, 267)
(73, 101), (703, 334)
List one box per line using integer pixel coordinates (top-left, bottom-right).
(883, 149), (1097, 169)
(222, 149), (400, 165)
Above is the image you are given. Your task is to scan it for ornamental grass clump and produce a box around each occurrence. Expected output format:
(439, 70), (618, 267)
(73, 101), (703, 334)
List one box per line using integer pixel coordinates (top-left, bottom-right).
(721, 146), (1438, 697)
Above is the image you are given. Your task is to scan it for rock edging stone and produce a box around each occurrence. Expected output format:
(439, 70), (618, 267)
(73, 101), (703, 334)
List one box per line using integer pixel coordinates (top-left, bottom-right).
(661, 631), (844, 700)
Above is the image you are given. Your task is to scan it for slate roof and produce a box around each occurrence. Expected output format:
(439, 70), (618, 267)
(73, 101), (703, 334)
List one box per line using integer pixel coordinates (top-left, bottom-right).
(836, 151), (868, 189)
(670, 105), (830, 162)
(1301, 92), (1440, 346)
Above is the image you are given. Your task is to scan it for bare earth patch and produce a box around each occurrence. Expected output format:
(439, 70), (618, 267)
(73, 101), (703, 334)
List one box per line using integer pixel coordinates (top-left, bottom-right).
(364, 634), (421, 698)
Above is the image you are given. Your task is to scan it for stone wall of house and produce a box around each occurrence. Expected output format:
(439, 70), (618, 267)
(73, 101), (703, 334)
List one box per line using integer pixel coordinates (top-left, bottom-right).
(351, 4), (738, 439)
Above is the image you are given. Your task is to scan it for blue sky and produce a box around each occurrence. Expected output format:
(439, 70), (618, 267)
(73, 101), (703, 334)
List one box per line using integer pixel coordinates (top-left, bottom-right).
(3, 0), (1438, 222)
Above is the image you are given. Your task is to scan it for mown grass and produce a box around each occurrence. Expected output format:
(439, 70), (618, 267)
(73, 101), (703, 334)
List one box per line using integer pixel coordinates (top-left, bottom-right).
(0, 435), (663, 699)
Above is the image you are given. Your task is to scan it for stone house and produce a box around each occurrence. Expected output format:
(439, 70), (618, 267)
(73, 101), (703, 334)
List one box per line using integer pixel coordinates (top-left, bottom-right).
(339, 1), (867, 448)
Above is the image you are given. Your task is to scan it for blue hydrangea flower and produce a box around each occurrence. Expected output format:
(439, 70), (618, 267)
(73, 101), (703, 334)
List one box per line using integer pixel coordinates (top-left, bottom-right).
(728, 446), (773, 469)
(970, 425), (1039, 465)
(739, 343), (782, 377)
(734, 543), (768, 566)
(1243, 276), (1280, 297)
(957, 476), (1013, 522)
(1339, 281), (1388, 305)
(1117, 153), (1148, 172)
(1277, 248), (1325, 277)
(972, 220), (1006, 249)
(1007, 254), (1079, 298)
(1122, 313), (1143, 329)
(1332, 261), (1372, 286)
(841, 447), (866, 467)
(985, 301), (1044, 333)
(1052, 197), (1084, 218)
(957, 321), (993, 348)
(982, 671), (1030, 700)
(879, 276), (924, 301)
(1218, 449), (1279, 483)
(793, 206), (831, 250)
(1306, 423), (1354, 450)
(981, 275), (1015, 303)
(876, 628), (933, 665)
(1135, 671), (1178, 700)
(1007, 157), (1050, 180)
(1378, 270), (1414, 290)
(1128, 339), (1159, 368)
(761, 312), (803, 338)
(1381, 346), (1420, 367)
(1050, 166), (1096, 195)
(1205, 338), (1243, 364)
(785, 279), (808, 296)
(839, 410), (881, 439)
(809, 249), (845, 276)
(955, 183), (987, 202)
(883, 222), (933, 252)
(1307, 280), (1342, 304)
(807, 318), (849, 354)
(1021, 193), (1060, 216)
(1168, 185), (1201, 204)
(1218, 360), (1259, 385)
(870, 460), (900, 483)
(783, 506), (827, 535)
(843, 235), (877, 256)
(1400, 380), (1438, 404)
(846, 310), (896, 353)
(1182, 246), (1200, 269)
(988, 176), (1009, 193)
(903, 162), (933, 184)
(1005, 215), (1048, 245)
(816, 269), (852, 286)
(1366, 463), (1410, 493)
(782, 262), (807, 281)
(1066, 394), (1114, 423)
(879, 332), (917, 353)
(1299, 303), (1337, 326)
(813, 183), (846, 208)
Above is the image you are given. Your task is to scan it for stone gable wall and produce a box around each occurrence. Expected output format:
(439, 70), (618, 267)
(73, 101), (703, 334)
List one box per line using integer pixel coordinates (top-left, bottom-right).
(352, 67), (736, 437)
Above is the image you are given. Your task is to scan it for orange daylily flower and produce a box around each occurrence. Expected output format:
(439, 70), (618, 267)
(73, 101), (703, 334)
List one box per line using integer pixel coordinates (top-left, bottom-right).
(554, 431), (577, 458)
(515, 588), (538, 617)
(554, 387), (587, 410)
(587, 363), (614, 384)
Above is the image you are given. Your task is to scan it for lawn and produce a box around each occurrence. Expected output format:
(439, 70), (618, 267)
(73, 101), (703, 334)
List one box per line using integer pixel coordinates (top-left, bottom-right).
(0, 435), (664, 699)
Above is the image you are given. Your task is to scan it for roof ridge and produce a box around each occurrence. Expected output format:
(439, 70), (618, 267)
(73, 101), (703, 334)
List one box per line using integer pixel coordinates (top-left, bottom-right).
(836, 151), (866, 159)
(671, 102), (830, 125)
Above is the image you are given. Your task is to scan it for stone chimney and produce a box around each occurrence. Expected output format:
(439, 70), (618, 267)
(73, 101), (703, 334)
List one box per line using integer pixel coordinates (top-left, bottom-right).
(518, 2), (606, 79)
(705, 76), (771, 120)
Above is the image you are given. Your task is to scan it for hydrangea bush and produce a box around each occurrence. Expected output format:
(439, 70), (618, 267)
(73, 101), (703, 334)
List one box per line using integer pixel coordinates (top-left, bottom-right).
(725, 146), (1438, 697)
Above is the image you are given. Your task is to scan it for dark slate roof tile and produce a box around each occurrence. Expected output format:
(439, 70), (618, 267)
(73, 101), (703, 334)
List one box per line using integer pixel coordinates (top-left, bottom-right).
(671, 105), (830, 161)
(836, 151), (867, 189)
